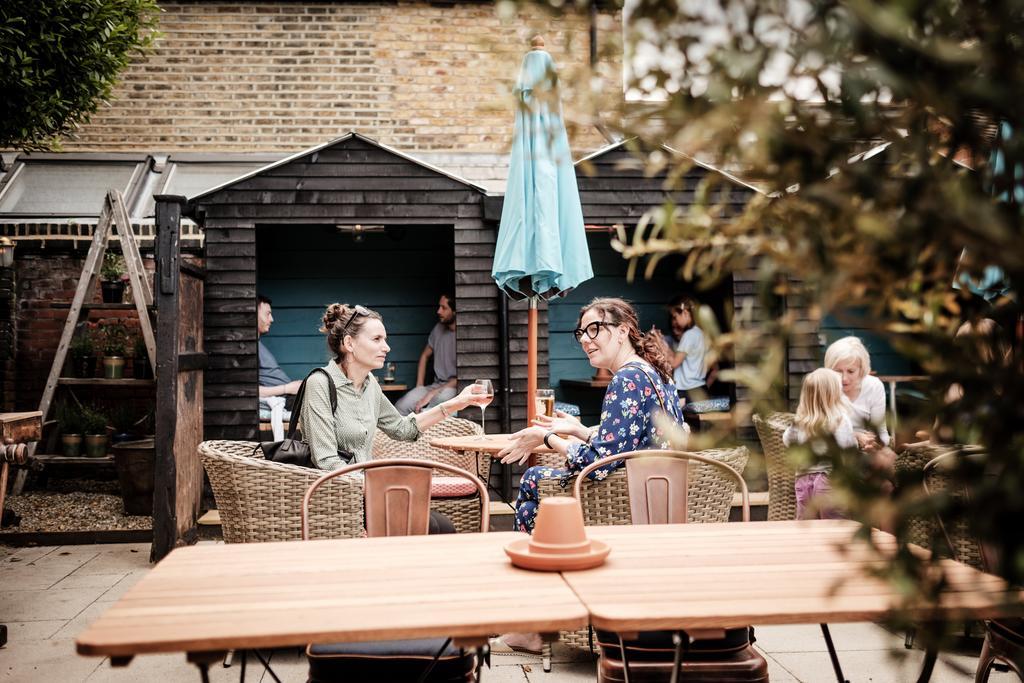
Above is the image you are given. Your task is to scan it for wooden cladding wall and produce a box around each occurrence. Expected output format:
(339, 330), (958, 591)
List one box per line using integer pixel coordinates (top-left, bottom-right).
(193, 134), (513, 441)
(194, 136), (484, 224)
(576, 148), (755, 224)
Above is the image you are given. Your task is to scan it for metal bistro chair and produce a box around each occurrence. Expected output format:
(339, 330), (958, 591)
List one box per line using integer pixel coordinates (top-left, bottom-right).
(752, 412), (797, 522)
(533, 446), (752, 675)
(371, 416), (492, 534)
(569, 450), (767, 683)
(301, 458), (489, 683)
(922, 450), (1023, 682)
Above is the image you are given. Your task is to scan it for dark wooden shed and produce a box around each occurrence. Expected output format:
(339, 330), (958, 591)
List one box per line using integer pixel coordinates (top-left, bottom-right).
(171, 133), (529, 441)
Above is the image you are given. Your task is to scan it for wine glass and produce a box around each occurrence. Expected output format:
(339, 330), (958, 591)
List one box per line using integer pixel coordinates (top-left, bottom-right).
(472, 379), (494, 433)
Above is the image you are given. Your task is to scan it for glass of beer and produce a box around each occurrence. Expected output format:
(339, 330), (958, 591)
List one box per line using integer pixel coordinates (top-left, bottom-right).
(535, 389), (555, 418)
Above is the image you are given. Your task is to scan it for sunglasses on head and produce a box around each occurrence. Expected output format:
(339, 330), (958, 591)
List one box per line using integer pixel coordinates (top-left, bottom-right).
(341, 305), (371, 337)
(572, 321), (616, 343)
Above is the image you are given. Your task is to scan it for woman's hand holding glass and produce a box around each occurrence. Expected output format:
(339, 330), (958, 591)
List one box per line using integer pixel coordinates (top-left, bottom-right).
(455, 383), (492, 409)
(532, 410), (589, 441)
(497, 425), (546, 466)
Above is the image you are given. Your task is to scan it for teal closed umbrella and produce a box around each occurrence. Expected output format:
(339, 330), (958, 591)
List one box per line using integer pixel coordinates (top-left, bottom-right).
(493, 36), (593, 420)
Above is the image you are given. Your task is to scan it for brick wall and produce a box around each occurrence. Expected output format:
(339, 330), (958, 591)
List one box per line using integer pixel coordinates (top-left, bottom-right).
(60, 1), (619, 154)
(14, 254), (157, 411)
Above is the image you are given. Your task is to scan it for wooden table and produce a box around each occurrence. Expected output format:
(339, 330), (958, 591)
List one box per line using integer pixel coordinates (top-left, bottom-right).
(563, 520), (1023, 682)
(431, 433), (560, 470)
(76, 531), (588, 668)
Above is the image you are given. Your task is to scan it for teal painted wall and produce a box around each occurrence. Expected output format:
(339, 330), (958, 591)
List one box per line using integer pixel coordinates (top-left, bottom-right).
(548, 232), (733, 424)
(819, 309), (915, 376)
(257, 225), (454, 386)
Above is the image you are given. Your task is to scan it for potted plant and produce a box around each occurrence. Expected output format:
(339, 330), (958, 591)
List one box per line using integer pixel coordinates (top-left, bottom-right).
(68, 328), (96, 378)
(97, 321), (131, 378)
(100, 253), (128, 303)
(81, 404), (109, 458)
(112, 437), (155, 516)
(56, 401), (84, 457)
(132, 334), (152, 379)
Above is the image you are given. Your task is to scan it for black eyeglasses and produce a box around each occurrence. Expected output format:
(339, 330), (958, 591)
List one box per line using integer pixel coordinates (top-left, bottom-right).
(572, 321), (615, 343)
(341, 305), (371, 337)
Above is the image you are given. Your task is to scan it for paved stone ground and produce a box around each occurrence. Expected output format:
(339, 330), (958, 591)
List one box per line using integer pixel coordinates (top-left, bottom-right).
(0, 542), (1015, 682)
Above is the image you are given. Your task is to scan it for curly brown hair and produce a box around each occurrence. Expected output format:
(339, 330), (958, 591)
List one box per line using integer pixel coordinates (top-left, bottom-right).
(577, 297), (674, 382)
(320, 303), (383, 365)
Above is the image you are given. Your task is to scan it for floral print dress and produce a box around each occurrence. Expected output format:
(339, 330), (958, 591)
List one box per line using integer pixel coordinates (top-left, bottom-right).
(514, 361), (685, 532)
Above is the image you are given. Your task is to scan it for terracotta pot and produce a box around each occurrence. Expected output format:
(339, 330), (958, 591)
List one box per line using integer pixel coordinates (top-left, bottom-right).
(84, 434), (108, 458)
(100, 280), (125, 303)
(103, 356), (125, 379)
(61, 434), (83, 458)
(112, 439), (154, 516)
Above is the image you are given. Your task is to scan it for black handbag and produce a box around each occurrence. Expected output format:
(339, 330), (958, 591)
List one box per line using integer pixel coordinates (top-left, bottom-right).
(256, 368), (354, 469)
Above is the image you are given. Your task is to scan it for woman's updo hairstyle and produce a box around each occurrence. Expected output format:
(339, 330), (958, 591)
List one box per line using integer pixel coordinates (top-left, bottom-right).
(320, 303), (383, 364)
(577, 297), (674, 382)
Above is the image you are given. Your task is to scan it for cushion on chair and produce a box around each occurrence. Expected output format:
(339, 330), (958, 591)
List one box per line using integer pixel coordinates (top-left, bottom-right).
(307, 637), (476, 682)
(595, 627), (754, 661)
(430, 476), (479, 498)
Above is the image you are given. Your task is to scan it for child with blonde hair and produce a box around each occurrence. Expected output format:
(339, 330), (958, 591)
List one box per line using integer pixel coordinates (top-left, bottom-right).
(784, 368), (858, 519)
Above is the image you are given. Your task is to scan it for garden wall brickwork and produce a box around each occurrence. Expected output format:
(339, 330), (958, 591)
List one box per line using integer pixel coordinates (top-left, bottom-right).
(12, 254), (157, 411)
(60, 1), (618, 154)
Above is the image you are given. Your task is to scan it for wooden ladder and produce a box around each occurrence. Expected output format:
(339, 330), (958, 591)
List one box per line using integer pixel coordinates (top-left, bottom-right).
(20, 190), (156, 480)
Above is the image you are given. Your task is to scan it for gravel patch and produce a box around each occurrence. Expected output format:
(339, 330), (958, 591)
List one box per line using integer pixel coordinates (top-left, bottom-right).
(1, 479), (151, 534)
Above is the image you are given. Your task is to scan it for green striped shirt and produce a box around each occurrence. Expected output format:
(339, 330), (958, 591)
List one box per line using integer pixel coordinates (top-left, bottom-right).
(301, 361), (420, 470)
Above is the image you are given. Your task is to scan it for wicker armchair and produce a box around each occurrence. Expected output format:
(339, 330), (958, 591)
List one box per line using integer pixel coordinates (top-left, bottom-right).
(198, 440), (364, 543)
(534, 446), (750, 664)
(753, 412), (797, 521)
(371, 417), (490, 533)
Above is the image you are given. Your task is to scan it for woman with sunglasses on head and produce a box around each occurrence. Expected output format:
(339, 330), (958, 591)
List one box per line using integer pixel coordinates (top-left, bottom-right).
(497, 297), (688, 533)
(300, 304), (491, 530)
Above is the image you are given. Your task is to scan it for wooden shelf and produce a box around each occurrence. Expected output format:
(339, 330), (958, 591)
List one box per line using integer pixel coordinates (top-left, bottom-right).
(32, 454), (114, 465)
(57, 378), (155, 387)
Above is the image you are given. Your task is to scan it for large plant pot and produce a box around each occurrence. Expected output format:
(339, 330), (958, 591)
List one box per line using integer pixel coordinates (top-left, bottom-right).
(71, 355), (97, 378)
(100, 280), (125, 303)
(112, 438), (154, 516)
(61, 434), (83, 458)
(84, 434), (108, 458)
(103, 356), (125, 379)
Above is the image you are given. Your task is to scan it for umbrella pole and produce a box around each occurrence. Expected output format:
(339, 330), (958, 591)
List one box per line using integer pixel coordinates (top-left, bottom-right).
(527, 297), (538, 427)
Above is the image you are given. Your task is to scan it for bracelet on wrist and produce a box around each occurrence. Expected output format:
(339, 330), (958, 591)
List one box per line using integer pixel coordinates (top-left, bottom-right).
(543, 431), (556, 449)
(439, 402), (451, 418)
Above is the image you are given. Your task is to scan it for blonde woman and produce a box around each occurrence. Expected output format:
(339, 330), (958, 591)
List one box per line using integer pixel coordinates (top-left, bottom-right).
(783, 368), (858, 519)
(823, 336), (890, 450)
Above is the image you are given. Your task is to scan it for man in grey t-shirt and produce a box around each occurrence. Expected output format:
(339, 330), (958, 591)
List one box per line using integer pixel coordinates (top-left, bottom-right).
(258, 295), (301, 412)
(395, 294), (458, 415)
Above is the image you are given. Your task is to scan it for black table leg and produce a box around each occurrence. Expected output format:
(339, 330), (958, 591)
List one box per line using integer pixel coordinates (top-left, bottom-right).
(820, 624), (850, 683)
(916, 646), (938, 683)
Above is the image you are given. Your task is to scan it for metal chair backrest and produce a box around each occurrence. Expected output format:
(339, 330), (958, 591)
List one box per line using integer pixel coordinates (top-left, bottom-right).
(301, 458), (489, 539)
(573, 450), (750, 524)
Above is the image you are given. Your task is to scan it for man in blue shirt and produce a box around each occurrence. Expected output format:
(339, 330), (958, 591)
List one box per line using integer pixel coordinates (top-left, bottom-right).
(258, 294), (300, 412)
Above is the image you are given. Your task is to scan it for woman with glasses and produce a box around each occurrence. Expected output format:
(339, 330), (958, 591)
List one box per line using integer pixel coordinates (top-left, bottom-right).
(492, 297), (687, 655)
(497, 297), (687, 532)
(301, 303), (490, 474)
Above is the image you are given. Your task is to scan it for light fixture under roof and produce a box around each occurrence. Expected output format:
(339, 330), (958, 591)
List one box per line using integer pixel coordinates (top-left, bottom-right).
(335, 224), (385, 243)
